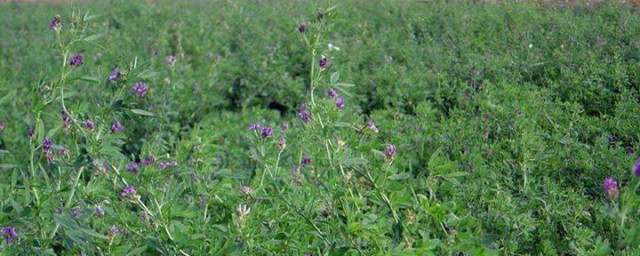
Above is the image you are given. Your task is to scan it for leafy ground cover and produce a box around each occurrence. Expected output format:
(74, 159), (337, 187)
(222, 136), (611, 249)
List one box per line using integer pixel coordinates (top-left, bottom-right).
(1, 0), (640, 255)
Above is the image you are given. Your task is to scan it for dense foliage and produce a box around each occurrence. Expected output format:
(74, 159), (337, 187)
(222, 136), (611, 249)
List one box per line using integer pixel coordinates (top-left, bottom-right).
(1, 0), (640, 255)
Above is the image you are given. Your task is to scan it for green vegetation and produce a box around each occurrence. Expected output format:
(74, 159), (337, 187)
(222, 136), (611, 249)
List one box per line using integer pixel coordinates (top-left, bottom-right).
(1, 0), (640, 255)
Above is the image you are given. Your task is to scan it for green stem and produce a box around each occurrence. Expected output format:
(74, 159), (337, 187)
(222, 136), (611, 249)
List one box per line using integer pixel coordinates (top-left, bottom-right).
(310, 50), (317, 107)
(49, 166), (85, 239)
(28, 134), (40, 205)
(365, 169), (399, 224)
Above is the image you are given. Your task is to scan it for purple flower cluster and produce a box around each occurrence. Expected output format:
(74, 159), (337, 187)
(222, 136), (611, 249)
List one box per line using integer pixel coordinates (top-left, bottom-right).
(157, 161), (178, 169)
(602, 178), (619, 201)
(120, 185), (137, 198)
(366, 120), (379, 133)
(60, 110), (72, 132)
(634, 158), (640, 176)
(261, 126), (273, 139)
(125, 162), (139, 173)
(319, 56), (328, 69)
(298, 104), (311, 123)
(277, 137), (287, 150)
(133, 82), (149, 98)
(165, 55), (176, 65)
(70, 54), (84, 67)
(108, 67), (121, 82)
(327, 88), (338, 98)
(240, 185), (253, 195)
(27, 128), (35, 138)
(298, 23), (307, 33)
(385, 145), (396, 161)
(249, 123), (262, 131)
(142, 156), (155, 165)
(95, 205), (105, 217)
(43, 138), (52, 150)
(249, 123), (273, 139)
(110, 122), (124, 133)
(70, 206), (82, 218)
(1, 227), (17, 244)
(84, 119), (94, 130)
(335, 97), (345, 109)
(49, 15), (62, 30)
(107, 225), (119, 239)
(302, 157), (312, 165)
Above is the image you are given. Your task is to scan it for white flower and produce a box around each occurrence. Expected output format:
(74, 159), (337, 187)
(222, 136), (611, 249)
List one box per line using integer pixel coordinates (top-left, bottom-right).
(328, 43), (340, 52)
(236, 204), (251, 220)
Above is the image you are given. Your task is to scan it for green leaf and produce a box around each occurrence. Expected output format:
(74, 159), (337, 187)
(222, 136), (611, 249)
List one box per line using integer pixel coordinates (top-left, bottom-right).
(137, 71), (161, 80)
(130, 109), (155, 117)
(446, 172), (469, 178)
(330, 71), (340, 85)
(334, 82), (355, 87)
(80, 76), (100, 84)
(83, 33), (105, 42)
(125, 246), (149, 256)
(0, 164), (17, 171)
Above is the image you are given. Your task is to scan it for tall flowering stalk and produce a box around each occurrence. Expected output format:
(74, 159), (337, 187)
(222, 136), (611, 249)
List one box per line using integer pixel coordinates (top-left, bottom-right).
(298, 7), (337, 107)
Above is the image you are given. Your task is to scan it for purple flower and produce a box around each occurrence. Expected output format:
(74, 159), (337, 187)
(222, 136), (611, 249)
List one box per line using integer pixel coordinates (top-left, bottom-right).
(132, 82), (148, 98)
(602, 178), (620, 201)
(103, 162), (111, 171)
(302, 157), (312, 165)
(125, 162), (139, 173)
(157, 161), (178, 169)
(327, 88), (338, 98)
(608, 135), (617, 143)
(0, 121), (6, 132)
(49, 15), (62, 30)
(298, 23), (307, 33)
(277, 137), (286, 150)
(70, 206), (82, 218)
(142, 156), (155, 165)
(165, 55), (176, 65)
(57, 147), (69, 156)
(627, 147), (636, 155)
(60, 110), (72, 131)
(385, 145), (396, 160)
(107, 225), (119, 238)
(298, 104), (312, 123)
(43, 138), (52, 150)
(108, 67), (121, 81)
(95, 205), (105, 217)
(84, 120), (94, 130)
(319, 56), (328, 69)
(120, 185), (137, 198)
(69, 54), (84, 67)
(261, 126), (273, 139)
(240, 185), (253, 195)
(366, 120), (379, 133)
(27, 128), (35, 138)
(249, 123), (262, 131)
(55, 207), (63, 214)
(634, 159), (640, 176)
(281, 122), (289, 131)
(299, 111), (312, 123)
(110, 122), (124, 133)
(335, 97), (344, 109)
(1, 227), (17, 244)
